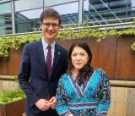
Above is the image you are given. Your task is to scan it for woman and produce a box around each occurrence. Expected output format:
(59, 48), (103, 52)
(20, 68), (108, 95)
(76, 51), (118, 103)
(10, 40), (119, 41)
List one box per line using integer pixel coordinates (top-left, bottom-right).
(56, 43), (110, 116)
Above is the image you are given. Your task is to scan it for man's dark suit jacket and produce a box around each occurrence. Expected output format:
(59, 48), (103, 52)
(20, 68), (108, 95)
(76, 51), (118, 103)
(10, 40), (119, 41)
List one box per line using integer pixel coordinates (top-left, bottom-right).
(18, 41), (68, 116)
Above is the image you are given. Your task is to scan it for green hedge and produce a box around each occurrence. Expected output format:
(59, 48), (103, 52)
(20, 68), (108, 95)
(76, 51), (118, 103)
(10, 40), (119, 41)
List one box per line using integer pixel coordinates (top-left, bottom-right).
(0, 90), (25, 105)
(0, 27), (135, 57)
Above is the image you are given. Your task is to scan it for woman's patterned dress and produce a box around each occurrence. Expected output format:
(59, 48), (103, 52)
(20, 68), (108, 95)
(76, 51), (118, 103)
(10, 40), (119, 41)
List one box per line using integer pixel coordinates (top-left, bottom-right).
(56, 69), (110, 116)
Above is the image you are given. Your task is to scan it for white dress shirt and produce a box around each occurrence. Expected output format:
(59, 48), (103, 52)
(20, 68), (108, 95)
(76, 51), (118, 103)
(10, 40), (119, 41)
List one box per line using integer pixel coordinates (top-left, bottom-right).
(42, 39), (55, 66)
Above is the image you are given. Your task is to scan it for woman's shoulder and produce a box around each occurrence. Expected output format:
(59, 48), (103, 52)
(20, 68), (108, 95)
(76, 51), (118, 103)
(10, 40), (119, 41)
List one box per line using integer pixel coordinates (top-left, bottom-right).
(94, 68), (107, 75)
(59, 73), (70, 82)
(93, 68), (109, 80)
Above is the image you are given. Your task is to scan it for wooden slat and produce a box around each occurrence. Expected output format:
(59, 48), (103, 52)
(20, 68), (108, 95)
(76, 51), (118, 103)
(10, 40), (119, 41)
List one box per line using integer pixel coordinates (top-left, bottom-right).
(0, 75), (17, 80)
(110, 80), (135, 87)
(108, 87), (135, 116)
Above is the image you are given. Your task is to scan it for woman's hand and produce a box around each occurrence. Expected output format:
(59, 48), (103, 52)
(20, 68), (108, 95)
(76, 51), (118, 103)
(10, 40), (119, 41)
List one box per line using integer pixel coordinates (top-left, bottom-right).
(49, 96), (57, 109)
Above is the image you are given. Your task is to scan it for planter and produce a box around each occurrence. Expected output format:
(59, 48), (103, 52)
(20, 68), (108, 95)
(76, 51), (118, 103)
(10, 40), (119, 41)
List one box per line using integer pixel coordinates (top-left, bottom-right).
(0, 99), (25, 116)
(0, 49), (22, 75)
(0, 75), (19, 91)
(0, 57), (9, 63)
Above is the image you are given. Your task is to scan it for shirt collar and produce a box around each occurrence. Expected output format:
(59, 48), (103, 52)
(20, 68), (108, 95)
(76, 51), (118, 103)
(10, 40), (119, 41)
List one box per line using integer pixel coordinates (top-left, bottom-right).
(42, 38), (55, 49)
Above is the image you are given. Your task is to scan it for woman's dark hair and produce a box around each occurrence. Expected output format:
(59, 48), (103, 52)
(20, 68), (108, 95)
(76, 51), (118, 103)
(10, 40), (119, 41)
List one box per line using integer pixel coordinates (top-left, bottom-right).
(68, 42), (93, 85)
(40, 8), (61, 25)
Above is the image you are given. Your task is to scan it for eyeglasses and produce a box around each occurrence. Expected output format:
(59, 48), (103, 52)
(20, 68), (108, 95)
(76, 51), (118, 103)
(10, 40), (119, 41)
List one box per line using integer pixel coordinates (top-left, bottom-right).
(42, 22), (59, 28)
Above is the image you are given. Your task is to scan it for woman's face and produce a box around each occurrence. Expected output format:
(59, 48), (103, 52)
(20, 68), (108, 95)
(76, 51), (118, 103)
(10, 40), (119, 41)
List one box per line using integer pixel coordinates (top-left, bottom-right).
(71, 46), (89, 71)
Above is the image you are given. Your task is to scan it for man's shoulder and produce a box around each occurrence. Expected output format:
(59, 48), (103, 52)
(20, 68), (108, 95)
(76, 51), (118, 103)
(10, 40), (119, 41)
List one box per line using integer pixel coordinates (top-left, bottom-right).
(59, 73), (69, 82)
(56, 43), (67, 53)
(24, 41), (41, 48)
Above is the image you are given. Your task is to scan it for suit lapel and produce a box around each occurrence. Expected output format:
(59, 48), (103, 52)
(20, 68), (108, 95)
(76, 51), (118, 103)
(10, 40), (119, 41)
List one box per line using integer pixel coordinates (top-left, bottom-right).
(51, 44), (61, 76)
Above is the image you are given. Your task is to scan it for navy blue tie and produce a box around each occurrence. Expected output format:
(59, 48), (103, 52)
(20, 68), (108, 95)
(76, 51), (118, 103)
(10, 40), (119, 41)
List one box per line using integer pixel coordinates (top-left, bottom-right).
(46, 45), (52, 77)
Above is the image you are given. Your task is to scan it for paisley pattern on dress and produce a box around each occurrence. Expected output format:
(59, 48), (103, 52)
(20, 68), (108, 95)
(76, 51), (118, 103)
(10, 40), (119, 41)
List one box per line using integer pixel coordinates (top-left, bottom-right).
(56, 69), (111, 116)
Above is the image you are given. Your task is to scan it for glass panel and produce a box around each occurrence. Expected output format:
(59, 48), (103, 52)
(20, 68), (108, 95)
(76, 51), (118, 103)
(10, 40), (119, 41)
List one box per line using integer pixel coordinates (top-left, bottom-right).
(15, 8), (42, 33)
(14, 0), (79, 33)
(131, 0), (135, 9)
(0, 1), (12, 35)
(44, 0), (78, 6)
(83, 0), (133, 26)
(15, 0), (43, 11)
(0, 0), (11, 4)
(49, 1), (79, 26)
(0, 1), (11, 14)
(15, 0), (44, 33)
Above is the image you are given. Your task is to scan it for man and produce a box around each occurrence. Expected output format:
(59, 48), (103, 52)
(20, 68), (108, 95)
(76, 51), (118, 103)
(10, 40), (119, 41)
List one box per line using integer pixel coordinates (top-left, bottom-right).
(18, 8), (68, 116)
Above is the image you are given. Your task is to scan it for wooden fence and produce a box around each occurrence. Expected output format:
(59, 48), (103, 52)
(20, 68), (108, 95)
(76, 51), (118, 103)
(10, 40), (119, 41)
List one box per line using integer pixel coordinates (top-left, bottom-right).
(0, 37), (135, 80)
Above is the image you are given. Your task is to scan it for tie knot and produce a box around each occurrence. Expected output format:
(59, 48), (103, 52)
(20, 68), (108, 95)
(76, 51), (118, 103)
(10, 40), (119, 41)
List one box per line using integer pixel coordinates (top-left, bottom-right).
(47, 45), (51, 49)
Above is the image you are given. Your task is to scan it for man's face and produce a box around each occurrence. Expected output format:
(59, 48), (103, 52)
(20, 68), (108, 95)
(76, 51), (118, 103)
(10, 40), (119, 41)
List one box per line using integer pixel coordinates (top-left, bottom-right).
(41, 17), (60, 42)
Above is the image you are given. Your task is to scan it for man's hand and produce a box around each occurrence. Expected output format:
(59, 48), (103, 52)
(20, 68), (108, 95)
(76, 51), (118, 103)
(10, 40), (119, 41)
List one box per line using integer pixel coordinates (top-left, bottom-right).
(49, 96), (57, 109)
(35, 99), (50, 111)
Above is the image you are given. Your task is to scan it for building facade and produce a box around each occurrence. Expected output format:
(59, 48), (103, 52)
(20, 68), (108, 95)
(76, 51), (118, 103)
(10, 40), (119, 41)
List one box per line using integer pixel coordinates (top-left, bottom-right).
(0, 0), (135, 35)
